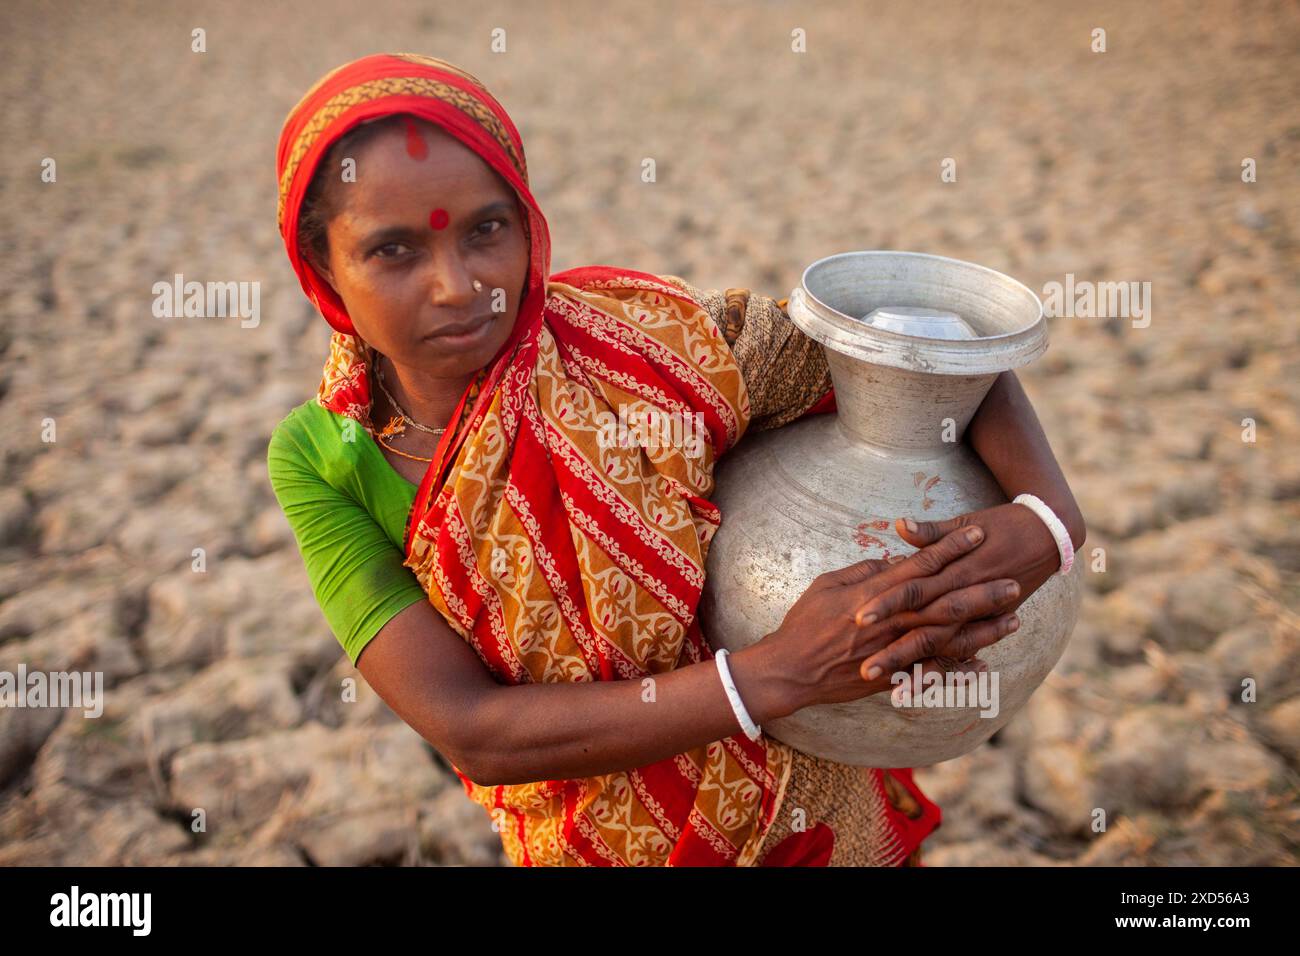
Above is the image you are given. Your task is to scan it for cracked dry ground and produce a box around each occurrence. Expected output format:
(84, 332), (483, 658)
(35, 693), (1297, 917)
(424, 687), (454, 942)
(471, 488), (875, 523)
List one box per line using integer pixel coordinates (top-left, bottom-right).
(1, 0), (1296, 864)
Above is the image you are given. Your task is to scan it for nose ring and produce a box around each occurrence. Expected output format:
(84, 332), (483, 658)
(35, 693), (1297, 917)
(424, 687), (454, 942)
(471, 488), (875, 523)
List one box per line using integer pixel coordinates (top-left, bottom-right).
(472, 279), (483, 292)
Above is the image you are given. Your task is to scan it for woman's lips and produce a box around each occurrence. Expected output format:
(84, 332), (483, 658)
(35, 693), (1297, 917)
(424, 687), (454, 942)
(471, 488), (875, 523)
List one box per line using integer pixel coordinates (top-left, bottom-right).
(423, 314), (495, 349)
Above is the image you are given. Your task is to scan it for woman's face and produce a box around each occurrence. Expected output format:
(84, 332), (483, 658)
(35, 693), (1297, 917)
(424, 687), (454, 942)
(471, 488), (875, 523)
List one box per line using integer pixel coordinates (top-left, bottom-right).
(312, 117), (530, 379)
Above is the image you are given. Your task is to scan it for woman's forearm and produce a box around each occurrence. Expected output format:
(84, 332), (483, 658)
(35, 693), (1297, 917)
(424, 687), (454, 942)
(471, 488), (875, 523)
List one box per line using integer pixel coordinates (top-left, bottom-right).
(966, 371), (1086, 549)
(466, 643), (786, 787)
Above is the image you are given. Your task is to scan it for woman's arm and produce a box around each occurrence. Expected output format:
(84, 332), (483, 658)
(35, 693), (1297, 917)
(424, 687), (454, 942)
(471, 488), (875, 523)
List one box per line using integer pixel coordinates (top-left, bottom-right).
(356, 600), (790, 787)
(268, 417), (788, 786)
(271, 406), (1014, 786)
(359, 530), (1021, 787)
(963, 371), (1086, 549)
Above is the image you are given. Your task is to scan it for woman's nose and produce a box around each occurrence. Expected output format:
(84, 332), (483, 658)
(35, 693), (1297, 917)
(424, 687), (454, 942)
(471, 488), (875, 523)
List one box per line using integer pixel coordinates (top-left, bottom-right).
(424, 251), (479, 306)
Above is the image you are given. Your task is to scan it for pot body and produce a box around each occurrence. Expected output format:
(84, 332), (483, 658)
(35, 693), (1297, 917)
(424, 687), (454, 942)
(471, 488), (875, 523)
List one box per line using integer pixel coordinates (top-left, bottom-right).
(700, 406), (1083, 766)
(698, 251), (1083, 767)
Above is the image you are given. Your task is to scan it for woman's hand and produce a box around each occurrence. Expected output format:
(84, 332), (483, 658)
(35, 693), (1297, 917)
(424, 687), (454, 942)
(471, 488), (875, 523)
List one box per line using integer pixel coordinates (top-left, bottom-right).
(844, 504), (1061, 683)
(895, 504), (1061, 613)
(752, 526), (1025, 716)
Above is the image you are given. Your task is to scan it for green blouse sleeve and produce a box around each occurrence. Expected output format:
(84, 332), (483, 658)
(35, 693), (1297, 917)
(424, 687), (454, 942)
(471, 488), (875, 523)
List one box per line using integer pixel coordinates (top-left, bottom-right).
(266, 412), (428, 666)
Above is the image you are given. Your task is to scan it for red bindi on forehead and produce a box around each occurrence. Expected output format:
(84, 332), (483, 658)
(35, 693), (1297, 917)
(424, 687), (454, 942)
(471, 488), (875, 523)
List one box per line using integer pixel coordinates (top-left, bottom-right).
(402, 118), (428, 160)
(393, 120), (458, 233)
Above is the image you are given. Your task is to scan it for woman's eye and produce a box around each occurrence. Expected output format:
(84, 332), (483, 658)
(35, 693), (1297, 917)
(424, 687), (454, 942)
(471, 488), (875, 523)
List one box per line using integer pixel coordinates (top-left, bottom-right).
(372, 242), (411, 259)
(474, 219), (506, 239)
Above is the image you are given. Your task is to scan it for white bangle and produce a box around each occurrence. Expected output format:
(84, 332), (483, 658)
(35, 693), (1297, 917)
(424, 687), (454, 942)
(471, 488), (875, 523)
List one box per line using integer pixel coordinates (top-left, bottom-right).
(1012, 493), (1074, 575)
(714, 648), (763, 742)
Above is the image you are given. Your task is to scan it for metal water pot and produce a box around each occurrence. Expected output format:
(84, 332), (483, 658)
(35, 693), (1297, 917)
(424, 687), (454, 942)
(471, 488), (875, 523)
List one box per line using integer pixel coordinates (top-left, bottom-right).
(700, 251), (1083, 767)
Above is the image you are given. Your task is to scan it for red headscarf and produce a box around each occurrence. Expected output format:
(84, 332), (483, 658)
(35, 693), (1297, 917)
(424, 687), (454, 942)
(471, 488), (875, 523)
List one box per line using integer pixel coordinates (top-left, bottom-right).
(276, 53), (937, 866)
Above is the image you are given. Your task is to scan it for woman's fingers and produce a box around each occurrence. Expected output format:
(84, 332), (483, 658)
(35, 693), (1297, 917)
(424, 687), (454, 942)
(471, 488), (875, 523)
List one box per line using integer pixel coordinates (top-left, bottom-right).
(934, 613), (1019, 661)
(849, 526), (985, 626)
(895, 515), (968, 548)
(848, 577), (1021, 657)
(919, 578), (1021, 627)
(814, 556), (898, 589)
(859, 613), (1020, 682)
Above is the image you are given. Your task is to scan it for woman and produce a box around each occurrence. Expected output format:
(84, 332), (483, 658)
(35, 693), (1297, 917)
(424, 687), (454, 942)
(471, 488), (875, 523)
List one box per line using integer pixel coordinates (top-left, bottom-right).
(267, 53), (1085, 866)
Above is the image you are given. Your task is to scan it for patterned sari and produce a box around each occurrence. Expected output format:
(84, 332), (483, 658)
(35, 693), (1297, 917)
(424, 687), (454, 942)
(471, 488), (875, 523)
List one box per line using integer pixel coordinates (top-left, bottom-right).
(277, 53), (940, 866)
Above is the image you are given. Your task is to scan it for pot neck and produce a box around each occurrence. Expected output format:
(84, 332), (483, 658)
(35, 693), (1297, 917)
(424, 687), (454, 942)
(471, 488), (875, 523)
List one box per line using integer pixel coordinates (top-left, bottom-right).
(824, 350), (998, 455)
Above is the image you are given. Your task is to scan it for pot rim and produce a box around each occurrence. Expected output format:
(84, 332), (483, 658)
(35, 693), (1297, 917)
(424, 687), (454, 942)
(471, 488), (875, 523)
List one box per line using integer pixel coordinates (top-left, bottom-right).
(791, 250), (1049, 375)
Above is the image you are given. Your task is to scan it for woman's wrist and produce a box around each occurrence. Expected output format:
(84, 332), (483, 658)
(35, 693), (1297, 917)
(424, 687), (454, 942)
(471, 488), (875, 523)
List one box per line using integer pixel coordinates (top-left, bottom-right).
(1016, 491), (1085, 551)
(1012, 493), (1075, 574)
(724, 643), (799, 724)
(714, 649), (763, 741)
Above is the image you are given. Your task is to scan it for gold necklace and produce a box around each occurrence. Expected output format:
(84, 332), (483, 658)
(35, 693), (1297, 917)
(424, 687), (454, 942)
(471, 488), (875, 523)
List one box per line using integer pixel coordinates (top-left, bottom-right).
(375, 357), (447, 436)
(369, 355), (447, 464)
(374, 427), (435, 462)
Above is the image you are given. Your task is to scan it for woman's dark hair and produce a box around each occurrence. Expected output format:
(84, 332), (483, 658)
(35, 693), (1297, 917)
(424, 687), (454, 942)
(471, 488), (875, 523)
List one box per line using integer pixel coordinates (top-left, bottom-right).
(296, 114), (411, 270)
